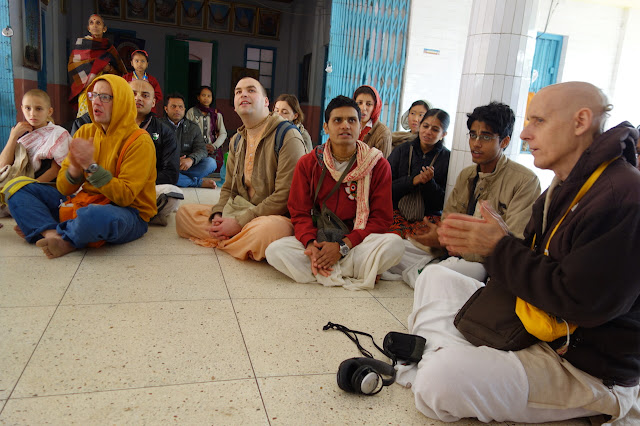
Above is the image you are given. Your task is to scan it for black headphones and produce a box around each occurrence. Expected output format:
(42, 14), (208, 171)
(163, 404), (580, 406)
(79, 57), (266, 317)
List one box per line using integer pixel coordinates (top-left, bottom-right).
(336, 357), (396, 395)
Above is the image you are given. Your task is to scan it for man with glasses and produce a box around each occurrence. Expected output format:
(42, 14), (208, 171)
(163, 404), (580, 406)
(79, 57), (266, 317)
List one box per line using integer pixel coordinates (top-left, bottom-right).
(6, 75), (157, 258)
(386, 102), (540, 286)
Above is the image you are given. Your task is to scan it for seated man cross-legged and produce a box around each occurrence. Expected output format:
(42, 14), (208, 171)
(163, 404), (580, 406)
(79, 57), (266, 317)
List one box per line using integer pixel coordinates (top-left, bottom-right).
(266, 96), (404, 290)
(175, 77), (306, 260)
(398, 82), (640, 424)
(6, 75), (157, 258)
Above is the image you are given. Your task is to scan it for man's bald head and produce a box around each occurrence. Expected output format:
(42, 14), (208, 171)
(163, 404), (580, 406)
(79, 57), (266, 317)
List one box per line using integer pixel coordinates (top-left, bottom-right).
(521, 82), (613, 181)
(129, 79), (156, 118)
(537, 81), (611, 136)
(129, 79), (155, 97)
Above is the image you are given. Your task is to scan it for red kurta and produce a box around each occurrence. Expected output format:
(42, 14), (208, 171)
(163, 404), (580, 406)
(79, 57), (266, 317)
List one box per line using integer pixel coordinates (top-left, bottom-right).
(288, 147), (393, 249)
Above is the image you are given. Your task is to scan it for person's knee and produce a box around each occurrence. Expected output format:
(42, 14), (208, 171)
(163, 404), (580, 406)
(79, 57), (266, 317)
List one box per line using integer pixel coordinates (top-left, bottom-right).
(264, 239), (282, 262)
(200, 156), (217, 174)
(413, 351), (467, 409)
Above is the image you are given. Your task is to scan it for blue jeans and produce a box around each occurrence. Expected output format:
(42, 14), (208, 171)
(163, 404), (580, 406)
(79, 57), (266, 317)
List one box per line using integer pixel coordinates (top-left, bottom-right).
(7, 183), (148, 248)
(177, 156), (217, 187)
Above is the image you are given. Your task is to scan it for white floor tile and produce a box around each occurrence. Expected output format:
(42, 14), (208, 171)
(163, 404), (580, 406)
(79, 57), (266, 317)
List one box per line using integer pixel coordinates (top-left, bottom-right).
(12, 300), (252, 397)
(61, 254), (228, 305)
(0, 307), (56, 400)
(1, 380), (267, 425)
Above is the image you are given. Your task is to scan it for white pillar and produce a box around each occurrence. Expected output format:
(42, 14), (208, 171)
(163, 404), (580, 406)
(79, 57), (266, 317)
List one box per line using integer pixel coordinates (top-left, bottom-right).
(447, 0), (538, 196)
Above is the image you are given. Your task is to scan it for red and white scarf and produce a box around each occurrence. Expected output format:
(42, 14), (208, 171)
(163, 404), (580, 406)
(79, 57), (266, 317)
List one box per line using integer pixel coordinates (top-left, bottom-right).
(323, 140), (383, 230)
(18, 123), (70, 172)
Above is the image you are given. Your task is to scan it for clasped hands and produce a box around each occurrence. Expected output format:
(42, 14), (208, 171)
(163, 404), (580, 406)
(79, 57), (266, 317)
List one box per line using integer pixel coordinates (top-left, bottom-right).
(304, 239), (349, 277)
(413, 166), (434, 185)
(208, 214), (242, 240)
(66, 137), (96, 178)
(413, 201), (509, 256)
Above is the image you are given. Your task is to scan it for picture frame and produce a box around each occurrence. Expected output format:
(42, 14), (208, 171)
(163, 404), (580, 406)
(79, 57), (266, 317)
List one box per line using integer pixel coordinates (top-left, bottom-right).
(181, 0), (205, 29)
(125, 0), (150, 23)
(232, 4), (256, 35)
(23, 0), (42, 71)
(257, 8), (280, 39)
(207, 1), (231, 33)
(153, 0), (178, 26)
(95, 0), (122, 19)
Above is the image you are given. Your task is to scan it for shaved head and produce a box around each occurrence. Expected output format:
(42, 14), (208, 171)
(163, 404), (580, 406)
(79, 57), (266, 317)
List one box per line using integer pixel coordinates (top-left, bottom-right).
(537, 81), (611, 135)
(129, 79), (155, 96)
(521, 81), (614, 180)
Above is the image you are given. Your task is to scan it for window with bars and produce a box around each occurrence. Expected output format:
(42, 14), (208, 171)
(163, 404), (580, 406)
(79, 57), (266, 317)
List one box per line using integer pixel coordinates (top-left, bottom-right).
(245, 45), (276, 98)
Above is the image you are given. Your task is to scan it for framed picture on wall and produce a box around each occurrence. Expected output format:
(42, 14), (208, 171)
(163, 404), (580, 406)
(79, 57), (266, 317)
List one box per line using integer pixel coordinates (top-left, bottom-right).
(125, 0), (150, 22)
(207, 1), (231, 33)
(232, 4), (256, 35)
(257, 8), (280, 39)
(96, 0), (122, 19)
(23, 0), (42, 70)
(181, 0), (205, 29)
(154, 0), (178, 26)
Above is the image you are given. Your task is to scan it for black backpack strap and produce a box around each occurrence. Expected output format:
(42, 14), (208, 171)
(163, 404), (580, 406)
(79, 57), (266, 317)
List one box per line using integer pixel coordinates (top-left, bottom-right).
(274, 121), (299, 158)
(232, 132), (242, 152)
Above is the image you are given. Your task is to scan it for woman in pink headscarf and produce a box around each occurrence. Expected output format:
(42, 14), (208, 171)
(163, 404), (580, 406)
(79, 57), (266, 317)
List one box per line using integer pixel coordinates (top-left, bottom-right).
(353, 85), (392, 157)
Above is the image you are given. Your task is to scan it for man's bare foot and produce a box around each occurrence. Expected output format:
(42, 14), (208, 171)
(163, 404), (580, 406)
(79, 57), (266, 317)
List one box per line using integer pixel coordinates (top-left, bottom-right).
(14, 225), (25, 239)
(36, 235), (75, 259)
(200, 178), (217, 189)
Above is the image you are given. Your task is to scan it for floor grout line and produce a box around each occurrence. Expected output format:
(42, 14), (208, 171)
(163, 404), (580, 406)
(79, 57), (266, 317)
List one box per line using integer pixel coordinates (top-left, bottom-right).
(0, 249), (87, 416)
(214, 248), (273, 425)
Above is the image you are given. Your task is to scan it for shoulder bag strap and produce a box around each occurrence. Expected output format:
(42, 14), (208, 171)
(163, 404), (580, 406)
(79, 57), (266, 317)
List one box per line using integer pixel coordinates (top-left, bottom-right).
(115, 129), (146, 177)
(321, 154), (357, 208)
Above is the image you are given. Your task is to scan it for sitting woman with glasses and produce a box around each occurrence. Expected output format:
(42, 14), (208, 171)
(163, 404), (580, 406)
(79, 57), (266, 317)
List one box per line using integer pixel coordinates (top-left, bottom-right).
(391, 100), (430, 149)
(387, 109), (451, 238)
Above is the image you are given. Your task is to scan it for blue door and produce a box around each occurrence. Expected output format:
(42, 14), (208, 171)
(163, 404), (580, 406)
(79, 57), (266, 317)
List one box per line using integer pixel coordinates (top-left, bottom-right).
(0, 0), (16, 149)
(529, 33), (563, 93)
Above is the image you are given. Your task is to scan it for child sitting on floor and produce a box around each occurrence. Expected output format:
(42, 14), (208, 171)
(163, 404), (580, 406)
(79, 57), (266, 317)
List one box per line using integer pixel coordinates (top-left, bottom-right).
(0, 89), (71, 215)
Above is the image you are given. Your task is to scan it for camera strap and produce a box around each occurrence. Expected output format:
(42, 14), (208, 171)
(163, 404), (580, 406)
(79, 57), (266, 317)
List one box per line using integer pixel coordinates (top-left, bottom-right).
(323, 321), (391, 363)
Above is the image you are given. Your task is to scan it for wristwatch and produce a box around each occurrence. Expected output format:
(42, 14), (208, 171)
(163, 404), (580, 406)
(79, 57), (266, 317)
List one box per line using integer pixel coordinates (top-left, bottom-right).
(339, 240), (350, 257)
(85, 163), (99, 174)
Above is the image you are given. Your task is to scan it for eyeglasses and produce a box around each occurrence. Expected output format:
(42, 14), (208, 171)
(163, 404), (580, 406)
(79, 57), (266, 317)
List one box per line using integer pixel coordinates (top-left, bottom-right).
(88, 92), (114, 103)
(468, 132), (499, 142)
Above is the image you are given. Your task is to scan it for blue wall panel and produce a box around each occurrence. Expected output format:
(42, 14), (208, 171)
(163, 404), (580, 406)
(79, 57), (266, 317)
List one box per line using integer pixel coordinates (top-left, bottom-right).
(0, 0), (16, 150)
(323, 0), (409, 143)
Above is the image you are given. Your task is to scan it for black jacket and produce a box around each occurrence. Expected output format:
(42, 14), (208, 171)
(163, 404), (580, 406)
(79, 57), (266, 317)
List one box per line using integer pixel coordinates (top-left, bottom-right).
(387, 138), (450, 216)
(486, 122), (640, 386)
(141, 114), (180, 185)
(160, 117), (207, 165)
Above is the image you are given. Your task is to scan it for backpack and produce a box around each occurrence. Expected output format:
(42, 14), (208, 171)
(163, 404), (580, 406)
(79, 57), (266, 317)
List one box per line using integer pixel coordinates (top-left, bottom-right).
(232, 120), (299, 158)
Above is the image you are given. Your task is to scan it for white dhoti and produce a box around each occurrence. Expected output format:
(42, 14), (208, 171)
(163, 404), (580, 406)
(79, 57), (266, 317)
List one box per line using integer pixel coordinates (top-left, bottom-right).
(382, 239), (487, 287)
(265, 233), (405, 291)
(398, 264), (639, 424)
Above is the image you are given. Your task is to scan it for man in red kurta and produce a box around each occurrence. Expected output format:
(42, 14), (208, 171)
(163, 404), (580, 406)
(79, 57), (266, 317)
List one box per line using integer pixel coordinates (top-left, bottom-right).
(265, 96), (404, 290)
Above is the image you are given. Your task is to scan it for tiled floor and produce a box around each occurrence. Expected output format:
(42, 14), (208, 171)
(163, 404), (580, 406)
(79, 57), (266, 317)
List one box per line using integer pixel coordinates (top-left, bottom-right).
(0, 188), (588, 425)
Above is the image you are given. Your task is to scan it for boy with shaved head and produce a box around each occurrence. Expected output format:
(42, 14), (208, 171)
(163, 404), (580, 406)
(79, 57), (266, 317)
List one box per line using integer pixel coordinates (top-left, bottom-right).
(399, 82), (640, 423)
